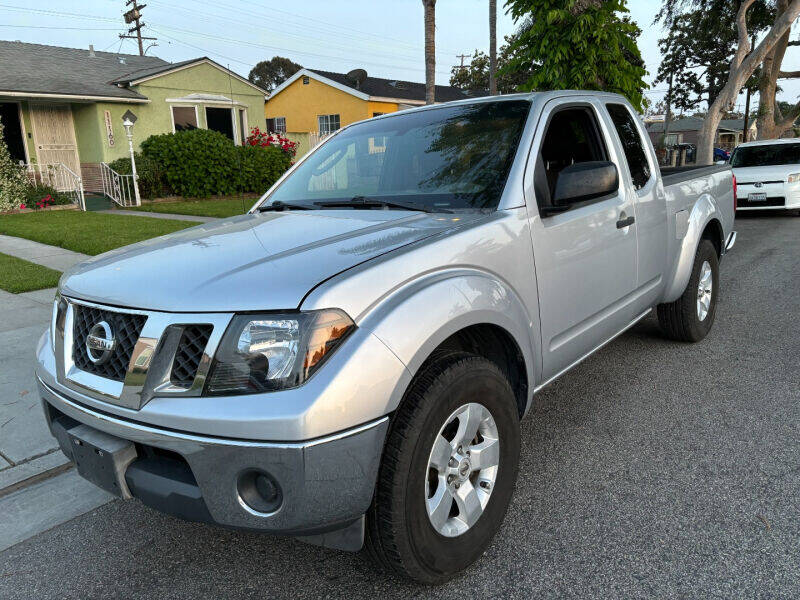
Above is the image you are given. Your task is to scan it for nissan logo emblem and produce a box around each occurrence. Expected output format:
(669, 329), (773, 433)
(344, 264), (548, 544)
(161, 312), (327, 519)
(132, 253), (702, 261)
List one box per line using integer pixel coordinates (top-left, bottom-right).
(86, 321), (116, 365)
(754, 182), (763, 188)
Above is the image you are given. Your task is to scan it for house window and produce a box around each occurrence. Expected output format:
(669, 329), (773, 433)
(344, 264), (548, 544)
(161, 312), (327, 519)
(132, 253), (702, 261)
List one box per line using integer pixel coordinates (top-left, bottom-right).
(372, 112), (385, 118)
(171, 106), (198, 132)
(206, 106), (234, 140)
(273, 117), (286, 133)
(0, 102), (26, 162)
(303, 76), (310, 84)
(318, 114), (340, 135)
(664, 133), (680, 147)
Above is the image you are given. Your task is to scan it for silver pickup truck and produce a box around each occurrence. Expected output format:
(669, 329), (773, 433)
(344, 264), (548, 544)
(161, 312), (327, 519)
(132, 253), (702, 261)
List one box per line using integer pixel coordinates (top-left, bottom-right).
(36, 91), (735, 583)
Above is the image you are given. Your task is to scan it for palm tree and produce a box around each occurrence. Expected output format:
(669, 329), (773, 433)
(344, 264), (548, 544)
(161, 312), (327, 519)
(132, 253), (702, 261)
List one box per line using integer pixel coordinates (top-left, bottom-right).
(422, 0), (436, 104)
(489, 0), (497, 95)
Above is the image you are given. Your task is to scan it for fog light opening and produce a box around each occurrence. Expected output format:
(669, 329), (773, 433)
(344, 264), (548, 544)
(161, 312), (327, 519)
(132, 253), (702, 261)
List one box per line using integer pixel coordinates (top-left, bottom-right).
(237, 470), (283, 516)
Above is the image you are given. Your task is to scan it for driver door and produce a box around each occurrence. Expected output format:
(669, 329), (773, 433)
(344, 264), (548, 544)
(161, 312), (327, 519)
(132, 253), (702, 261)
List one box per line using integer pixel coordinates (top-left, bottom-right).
(526, 98), (638, 381)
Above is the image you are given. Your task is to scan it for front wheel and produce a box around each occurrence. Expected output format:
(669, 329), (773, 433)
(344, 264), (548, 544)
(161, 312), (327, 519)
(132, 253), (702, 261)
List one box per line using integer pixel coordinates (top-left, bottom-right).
(365, 353), (520, 584)
(657, 239), (719, 342)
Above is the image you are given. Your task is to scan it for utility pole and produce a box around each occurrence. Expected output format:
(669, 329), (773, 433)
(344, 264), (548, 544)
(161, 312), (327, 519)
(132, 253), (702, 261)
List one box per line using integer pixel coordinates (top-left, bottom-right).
(456, 53), (470, 69)
(119, 0), (156, 56)
(742, 34), (757, 142)
(663, 70), (674, 165)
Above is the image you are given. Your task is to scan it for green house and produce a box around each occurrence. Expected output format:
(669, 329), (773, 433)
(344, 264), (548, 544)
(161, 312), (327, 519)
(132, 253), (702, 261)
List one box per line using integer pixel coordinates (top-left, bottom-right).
(0, 41), (267, 196)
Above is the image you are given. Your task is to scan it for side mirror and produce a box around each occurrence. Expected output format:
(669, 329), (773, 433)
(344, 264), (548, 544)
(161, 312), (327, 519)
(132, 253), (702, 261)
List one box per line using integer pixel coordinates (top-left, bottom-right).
(552, 161), (619, 208)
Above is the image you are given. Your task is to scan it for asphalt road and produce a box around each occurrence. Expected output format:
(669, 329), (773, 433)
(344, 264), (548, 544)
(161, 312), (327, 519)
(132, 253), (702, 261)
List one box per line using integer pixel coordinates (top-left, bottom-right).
(1, 213), (798, 599)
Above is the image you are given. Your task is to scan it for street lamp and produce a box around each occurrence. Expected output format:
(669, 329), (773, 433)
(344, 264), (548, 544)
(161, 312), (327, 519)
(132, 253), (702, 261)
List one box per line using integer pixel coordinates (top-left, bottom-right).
(121, 111), (141, 207)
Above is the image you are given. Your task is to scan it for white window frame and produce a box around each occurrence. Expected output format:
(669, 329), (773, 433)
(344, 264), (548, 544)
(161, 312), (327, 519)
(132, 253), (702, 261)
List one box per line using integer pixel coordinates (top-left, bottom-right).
(204, 105), (237, 143)
(237, 107), (248, 145)
(170, 104), (200, 133)
(273, 116), (286, 134)
(317, 114), (340, 135)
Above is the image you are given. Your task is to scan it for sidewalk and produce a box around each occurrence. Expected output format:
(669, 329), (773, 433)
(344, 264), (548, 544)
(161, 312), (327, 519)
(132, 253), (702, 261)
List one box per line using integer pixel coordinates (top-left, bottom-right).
(0, 238), (112, 551)
(98, 209), (217, 223)
(0, 234), (89, 271)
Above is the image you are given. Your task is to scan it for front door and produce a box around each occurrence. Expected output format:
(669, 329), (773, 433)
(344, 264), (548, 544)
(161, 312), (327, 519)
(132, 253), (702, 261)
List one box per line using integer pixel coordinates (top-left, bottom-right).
(526, 99), (638, 380)
(30, 103), (80, 174)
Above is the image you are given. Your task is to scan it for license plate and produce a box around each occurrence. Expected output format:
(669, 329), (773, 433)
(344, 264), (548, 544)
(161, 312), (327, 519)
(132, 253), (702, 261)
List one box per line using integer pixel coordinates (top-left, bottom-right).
(748, 192), (767, 202)
(68, 424), (137, 497)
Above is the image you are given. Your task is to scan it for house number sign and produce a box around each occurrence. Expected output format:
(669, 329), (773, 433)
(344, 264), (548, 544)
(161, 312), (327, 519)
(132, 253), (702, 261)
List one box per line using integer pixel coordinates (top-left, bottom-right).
(104, 110), (115, 147)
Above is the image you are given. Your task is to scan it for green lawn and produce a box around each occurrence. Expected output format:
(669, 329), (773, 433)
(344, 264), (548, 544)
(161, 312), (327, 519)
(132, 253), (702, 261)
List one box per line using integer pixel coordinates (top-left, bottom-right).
(0, 253), (61, 293)
(0, 211), (197, 256)
(126, 196), (256, 218)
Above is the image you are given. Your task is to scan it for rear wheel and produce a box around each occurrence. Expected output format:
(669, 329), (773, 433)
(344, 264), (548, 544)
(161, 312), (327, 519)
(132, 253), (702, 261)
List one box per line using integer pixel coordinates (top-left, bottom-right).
(365, 353), (520, 584)
(657, 239), (719, 342)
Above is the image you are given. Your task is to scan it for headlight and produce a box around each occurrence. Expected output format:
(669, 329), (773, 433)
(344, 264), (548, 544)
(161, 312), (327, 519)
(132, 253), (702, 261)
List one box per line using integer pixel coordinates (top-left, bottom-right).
(205, 309), (355, 395)
(788, 173), (800, 183)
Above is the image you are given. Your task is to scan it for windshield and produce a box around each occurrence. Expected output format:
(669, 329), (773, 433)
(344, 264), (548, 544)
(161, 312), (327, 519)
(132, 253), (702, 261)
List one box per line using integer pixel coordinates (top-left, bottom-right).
(265, 100), (531, 211)
(730, 143), (800, 167)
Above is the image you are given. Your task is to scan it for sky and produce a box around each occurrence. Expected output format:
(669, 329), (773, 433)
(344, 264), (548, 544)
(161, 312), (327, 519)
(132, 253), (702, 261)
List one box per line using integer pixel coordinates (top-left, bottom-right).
(1, 0), (799, 114)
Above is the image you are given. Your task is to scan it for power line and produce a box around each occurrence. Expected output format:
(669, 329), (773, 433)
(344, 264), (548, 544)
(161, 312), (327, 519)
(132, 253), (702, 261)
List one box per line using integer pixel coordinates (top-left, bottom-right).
(0, 24), (119, 31)
(145, 0), (454, 72)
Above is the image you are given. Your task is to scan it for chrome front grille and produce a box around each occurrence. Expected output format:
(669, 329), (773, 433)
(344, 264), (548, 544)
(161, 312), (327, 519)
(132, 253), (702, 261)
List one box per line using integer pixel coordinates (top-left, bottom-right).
(170, 325), (213, 388)
(72, 305), (146, 382)
(54, 297), (231, 410)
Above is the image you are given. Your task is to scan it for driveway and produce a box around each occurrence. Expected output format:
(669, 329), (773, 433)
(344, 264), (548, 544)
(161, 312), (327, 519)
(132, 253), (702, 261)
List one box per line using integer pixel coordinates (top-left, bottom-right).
(1, 213), (798, 599)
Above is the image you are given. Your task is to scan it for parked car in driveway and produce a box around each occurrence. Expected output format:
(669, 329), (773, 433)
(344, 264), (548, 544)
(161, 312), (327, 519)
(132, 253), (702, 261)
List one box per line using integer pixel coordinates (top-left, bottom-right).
(36, 91), (735, 583)
(731, 138), (800, 213)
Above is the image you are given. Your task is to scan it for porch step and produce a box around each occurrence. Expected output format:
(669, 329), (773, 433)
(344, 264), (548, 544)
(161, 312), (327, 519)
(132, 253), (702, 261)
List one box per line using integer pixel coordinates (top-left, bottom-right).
(83, 194), (113, 211)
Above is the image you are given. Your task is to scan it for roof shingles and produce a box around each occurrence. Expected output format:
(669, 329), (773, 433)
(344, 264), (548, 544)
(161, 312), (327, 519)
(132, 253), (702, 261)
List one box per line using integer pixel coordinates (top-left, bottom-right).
(0, 40), (170, 100)
(307, 69), (487, 103)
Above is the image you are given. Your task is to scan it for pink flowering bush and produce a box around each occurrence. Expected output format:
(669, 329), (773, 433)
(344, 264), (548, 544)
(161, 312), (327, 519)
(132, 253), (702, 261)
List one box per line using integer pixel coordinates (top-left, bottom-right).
(246, 127), (298, 159)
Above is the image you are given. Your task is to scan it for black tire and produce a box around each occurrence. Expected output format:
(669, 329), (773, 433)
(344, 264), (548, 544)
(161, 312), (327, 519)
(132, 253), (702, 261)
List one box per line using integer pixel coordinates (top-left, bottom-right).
(365, 352), (520, 584)
(657, 239), (719, 342)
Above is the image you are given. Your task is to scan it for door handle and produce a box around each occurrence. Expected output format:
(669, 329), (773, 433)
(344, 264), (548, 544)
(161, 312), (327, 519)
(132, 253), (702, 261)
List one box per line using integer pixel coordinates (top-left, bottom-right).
(616, 215), (635, 229)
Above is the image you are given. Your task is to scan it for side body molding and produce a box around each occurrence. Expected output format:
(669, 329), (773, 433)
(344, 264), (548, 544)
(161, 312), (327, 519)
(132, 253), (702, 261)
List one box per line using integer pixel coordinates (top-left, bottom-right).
(661, 193), (720, 304)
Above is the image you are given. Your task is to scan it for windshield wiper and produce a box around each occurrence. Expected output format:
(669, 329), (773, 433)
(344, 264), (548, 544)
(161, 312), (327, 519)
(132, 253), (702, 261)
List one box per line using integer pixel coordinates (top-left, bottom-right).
(257, 200), (314, 212)
(314, 196), (451, 214)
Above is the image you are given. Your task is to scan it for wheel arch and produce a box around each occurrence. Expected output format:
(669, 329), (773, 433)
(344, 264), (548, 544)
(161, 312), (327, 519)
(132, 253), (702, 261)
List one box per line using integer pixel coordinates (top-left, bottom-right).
(363, 269), (539, 420)
(662, 194), (723, 304)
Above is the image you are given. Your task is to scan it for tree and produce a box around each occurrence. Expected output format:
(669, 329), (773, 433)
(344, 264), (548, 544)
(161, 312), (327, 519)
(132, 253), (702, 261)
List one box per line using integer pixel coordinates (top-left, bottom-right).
(0, 117), (30, 212)
(449, 40), (530, 93)
(756, 0), (800, 138)
(422, 0), (437, 104)
(248, 57), (302, 94)
(489, 0), (497, 95)
(687, 0), (800, 163)
(502, 0), (648, 112)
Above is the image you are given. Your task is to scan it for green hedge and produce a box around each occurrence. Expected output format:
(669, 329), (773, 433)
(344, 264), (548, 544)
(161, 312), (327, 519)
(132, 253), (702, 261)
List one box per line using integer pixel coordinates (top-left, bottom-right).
(139, 129), (291, 198)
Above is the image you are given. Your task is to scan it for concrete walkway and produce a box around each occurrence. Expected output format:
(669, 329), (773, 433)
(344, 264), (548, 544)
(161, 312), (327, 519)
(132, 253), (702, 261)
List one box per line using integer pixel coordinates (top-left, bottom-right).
(0, 238), (112, 551)
(0, 235), (89, 271)
(98, 209), (217, 223)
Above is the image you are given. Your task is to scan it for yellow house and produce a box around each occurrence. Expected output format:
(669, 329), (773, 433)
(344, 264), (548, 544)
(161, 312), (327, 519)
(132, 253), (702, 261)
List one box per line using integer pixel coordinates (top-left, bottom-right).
(265, 68), (484, 153)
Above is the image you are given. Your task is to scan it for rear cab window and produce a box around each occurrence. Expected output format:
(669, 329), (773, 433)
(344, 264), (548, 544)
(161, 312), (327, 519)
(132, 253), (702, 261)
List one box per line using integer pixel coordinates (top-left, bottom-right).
(605, 103), (652, 190)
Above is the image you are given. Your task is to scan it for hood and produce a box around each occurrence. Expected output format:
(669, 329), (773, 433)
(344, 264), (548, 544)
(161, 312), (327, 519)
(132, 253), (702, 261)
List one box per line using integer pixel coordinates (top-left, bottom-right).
(61, 210), (479, 312)
(731, 164), (800, 182)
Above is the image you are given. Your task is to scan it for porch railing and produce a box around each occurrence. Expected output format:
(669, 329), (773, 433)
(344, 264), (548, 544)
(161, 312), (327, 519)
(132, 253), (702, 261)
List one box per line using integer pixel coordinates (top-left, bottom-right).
(24, 162), (86, 211)
(100, 162), (138, 207)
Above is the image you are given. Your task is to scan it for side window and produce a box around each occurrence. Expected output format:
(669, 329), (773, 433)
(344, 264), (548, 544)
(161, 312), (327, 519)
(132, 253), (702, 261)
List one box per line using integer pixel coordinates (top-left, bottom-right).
(606, 103), (651, 190)
(538, 107), (608, 203)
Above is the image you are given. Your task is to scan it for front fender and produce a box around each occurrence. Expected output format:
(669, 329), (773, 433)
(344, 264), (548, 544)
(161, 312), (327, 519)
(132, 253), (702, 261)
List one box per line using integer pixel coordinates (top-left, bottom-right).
(357, 268), (539, 415)
(662, 194), (719, 304)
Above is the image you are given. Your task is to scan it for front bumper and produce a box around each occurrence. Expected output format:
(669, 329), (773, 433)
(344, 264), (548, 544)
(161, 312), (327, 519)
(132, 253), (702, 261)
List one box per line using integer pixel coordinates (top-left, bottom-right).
(40, 377), (388, 547)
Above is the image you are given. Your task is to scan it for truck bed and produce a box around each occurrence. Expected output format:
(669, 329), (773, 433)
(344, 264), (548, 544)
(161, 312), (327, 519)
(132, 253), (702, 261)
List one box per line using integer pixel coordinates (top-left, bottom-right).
(659, 164), (731, 187)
